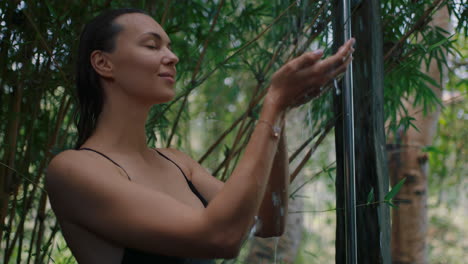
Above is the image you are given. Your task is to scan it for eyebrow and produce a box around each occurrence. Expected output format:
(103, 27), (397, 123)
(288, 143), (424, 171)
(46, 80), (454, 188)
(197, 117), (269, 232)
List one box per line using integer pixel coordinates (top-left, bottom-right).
(142, 32), (171, 45)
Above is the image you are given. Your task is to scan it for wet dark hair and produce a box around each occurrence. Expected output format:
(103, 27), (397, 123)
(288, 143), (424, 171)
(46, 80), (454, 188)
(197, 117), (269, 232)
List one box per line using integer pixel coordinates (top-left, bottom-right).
(74, 8), (148, 149)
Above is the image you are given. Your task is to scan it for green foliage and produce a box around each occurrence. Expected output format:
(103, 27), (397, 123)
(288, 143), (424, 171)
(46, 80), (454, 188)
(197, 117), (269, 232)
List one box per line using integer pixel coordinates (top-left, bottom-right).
(384, 177), (406, 208)
(366, 187), (374, 205)
(382, 0), (463, 134)
(426, 31), (467, 211)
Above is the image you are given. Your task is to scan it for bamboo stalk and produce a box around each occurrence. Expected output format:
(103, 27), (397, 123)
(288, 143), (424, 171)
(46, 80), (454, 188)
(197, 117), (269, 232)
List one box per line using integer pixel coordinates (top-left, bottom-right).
(3, 192), (18, 264)
(213, 119), (254, 177)
(198, 0), (299, 86)
(21, 9), (72, 89)
(166, 94), (189, 147)
(289, 118), (334, 163)
(0, 82), (23, 245)
(33, 191), (48, 264)
(15, 184), (29, 264)
(6, 96), (72, 262)
(289, 161), (336, 199)
(198, 111), (248, 164)
(160, 0), (172, 27)
(16, 57), (51, 192)
(4, 188), (25, 262)
(220, 80), (265, 179)
(0, 6), (13, 111)
(289, 121), (332, 183)
(26, 206), (37, 264)
(38, 221), (60, 264)
(15, 219), (25, 264)
(166, 0), (225, 147)
(288, 0), (330, 58)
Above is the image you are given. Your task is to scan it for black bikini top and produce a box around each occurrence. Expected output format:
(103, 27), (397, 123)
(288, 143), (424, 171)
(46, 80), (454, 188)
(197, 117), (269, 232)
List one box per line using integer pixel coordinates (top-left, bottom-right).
(77, 147), (214, 264)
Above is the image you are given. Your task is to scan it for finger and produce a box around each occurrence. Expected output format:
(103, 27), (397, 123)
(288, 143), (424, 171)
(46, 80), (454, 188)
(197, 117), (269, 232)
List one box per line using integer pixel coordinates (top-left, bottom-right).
(334, 38), (355, 59)
(342, 47), (355, 62)
(328, 54), (353, 79)
(294, 49), (324, 70)
(320, 38), (355, 71)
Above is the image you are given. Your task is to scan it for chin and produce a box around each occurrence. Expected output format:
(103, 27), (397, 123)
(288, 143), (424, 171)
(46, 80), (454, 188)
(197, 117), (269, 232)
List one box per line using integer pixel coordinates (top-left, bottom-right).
(151, 90), (176, 104)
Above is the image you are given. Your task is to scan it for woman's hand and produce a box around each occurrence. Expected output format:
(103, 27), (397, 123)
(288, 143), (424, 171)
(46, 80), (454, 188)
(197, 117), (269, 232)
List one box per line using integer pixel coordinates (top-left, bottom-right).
(265, 38), (355, 111)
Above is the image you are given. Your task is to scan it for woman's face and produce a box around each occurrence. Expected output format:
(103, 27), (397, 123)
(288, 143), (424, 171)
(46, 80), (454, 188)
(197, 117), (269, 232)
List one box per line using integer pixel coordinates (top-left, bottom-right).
(103, 13), (179, 104)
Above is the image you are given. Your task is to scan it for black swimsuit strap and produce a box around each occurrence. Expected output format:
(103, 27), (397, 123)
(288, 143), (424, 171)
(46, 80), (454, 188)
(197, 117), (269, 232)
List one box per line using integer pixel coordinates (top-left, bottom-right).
(151, 148), (190, 182)
(152, 148), (208, 207)
(77, 148), (132, 181)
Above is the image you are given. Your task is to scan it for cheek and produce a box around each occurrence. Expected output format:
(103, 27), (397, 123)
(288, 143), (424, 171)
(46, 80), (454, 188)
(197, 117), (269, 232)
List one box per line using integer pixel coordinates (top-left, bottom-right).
(113, 54), (174, 102)
(115, 54), (160, 88)
(119, 53), (159, 76)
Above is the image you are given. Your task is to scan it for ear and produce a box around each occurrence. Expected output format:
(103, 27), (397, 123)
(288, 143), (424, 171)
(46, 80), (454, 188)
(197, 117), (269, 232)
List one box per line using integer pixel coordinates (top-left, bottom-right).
(90, 50), (114, 78)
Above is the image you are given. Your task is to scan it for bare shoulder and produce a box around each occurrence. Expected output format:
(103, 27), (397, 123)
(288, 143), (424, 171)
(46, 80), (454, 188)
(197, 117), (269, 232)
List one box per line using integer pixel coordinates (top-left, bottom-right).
(47, 149), (99, 173)
(46, 149), (123, 186)
(45, 149), (126, 218)
(47, 149), (80, 171)
(45, 150), (85, 218)
(157, 147), (191, 161)
(46, 149), (88, 185)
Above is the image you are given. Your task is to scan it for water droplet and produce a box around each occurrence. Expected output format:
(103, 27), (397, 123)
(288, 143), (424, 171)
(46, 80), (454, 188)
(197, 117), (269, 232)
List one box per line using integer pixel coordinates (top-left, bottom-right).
(273, 237), (280, 264)
(334, 79), (341, 95)
(249, 216), (262, 238)
(272, 192), (280, 207)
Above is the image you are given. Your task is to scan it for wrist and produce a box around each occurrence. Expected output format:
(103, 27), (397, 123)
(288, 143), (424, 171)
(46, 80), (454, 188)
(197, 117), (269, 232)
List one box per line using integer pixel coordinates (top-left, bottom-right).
(260, 96), (285, 123)
(264, 88), (285, 113)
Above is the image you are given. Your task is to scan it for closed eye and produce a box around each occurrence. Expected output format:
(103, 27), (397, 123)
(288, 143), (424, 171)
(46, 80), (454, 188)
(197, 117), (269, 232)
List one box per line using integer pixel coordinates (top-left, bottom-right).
(146, 45), (160, 50)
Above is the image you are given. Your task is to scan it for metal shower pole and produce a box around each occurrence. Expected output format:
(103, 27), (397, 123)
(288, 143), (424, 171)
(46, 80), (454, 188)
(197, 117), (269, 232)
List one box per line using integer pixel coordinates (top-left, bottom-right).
(341, 0), (357, 263)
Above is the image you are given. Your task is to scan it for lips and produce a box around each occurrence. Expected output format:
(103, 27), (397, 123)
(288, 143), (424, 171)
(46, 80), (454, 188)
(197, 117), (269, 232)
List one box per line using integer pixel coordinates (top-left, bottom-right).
(158, 72), (176, 84)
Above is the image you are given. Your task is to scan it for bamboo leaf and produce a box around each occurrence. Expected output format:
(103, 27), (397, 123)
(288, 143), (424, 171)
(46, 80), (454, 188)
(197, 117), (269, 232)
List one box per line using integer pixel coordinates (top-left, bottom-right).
(428, 34), (450, 52)
(45, 0), (57, 18)
(385, 177), (407, 201)
(366, 187), (375, 205)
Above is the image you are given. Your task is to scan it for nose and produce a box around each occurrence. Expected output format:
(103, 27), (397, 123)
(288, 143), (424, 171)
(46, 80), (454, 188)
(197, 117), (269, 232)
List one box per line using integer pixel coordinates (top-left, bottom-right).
(162, 49), (179, 65)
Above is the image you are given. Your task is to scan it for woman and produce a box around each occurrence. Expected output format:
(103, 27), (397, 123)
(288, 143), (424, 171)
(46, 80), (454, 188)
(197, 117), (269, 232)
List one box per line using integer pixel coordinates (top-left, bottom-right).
(45, 8), (354, 264)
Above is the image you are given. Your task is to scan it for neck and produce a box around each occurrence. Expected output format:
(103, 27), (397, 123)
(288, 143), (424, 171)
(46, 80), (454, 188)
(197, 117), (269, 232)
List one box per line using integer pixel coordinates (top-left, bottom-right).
(82, 93), (152, 155)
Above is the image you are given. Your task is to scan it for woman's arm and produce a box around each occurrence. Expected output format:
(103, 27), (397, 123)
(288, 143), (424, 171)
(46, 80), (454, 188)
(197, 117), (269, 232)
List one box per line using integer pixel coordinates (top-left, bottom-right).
(254, 118), (290, 238)
(203, 98), (285, 253)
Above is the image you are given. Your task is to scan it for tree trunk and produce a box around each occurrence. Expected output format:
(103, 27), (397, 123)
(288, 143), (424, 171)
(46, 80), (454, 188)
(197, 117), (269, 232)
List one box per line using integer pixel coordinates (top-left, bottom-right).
(333, 0), (391, 263)
(389, 6), (450, 264)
